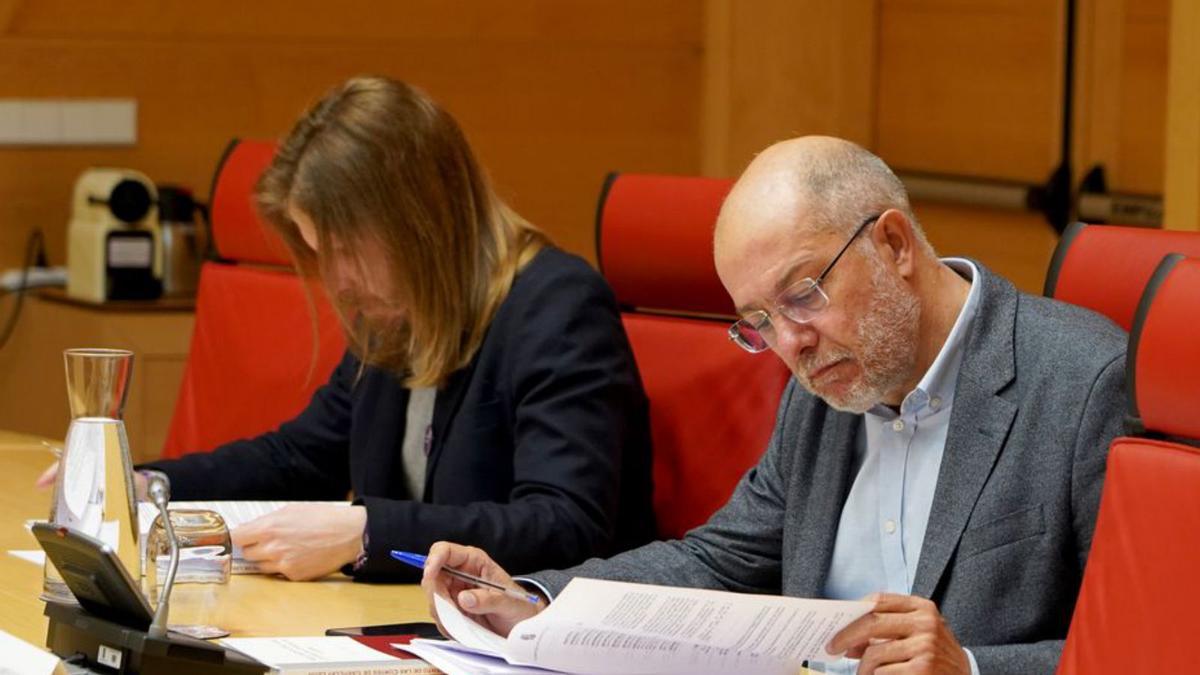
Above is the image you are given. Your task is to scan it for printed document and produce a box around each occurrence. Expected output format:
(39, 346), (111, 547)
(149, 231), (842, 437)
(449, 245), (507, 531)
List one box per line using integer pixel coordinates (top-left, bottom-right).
(221, 636), (437, 674)
(137, 500), (349, 573)
(404, 577), (871, 675)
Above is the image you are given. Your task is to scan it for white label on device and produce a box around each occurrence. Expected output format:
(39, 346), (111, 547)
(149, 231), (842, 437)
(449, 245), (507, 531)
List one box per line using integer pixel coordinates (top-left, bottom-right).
(98, 644), (123, 668)
(108, 237), (152, 267)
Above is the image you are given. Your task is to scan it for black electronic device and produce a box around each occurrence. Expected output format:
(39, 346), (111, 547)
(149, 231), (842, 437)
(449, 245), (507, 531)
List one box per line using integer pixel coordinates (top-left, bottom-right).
(325, 621), (443, 639)
(32, 523), (266, 675)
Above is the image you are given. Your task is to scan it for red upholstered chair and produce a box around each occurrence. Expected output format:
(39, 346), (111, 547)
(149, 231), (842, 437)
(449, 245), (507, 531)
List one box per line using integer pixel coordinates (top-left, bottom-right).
(1043, 222), (1200, 330)
(597, 173), (792, 539)
(1057, 254), (1200, 674)
(161, 140), (346, 458)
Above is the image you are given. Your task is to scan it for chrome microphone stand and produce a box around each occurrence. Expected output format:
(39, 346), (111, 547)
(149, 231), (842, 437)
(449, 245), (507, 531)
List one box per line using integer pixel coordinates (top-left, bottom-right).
(146, 474), (179, 639)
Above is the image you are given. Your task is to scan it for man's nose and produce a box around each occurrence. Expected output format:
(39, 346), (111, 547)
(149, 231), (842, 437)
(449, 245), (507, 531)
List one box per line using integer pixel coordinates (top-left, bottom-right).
(770, 318), (819, 361)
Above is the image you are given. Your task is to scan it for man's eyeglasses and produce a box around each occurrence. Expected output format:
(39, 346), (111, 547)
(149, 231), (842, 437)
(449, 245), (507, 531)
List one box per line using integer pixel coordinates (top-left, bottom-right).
(728, 213), (881, 354)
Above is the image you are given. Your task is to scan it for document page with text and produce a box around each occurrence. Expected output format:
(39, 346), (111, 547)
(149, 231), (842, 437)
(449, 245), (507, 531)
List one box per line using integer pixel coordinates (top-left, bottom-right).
(414, 577), (870, 675)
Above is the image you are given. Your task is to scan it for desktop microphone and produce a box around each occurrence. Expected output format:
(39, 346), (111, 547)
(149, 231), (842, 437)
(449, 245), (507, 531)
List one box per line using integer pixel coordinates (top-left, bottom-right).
(146, 472), (179, 639)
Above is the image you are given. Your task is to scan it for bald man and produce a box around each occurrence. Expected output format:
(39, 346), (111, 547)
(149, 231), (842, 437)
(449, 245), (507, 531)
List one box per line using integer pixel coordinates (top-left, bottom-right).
(420, 138), (1127, 674)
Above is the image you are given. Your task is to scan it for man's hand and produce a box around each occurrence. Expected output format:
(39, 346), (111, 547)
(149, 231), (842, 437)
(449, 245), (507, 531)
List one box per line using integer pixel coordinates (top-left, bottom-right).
(232, 504), (367, 581)
(421, 541), (546, 638)
(828, 593), (970, 675)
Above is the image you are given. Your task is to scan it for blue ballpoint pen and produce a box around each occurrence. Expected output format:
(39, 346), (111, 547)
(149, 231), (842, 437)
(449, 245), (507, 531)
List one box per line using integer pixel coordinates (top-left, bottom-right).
(391, 550), (541, 605)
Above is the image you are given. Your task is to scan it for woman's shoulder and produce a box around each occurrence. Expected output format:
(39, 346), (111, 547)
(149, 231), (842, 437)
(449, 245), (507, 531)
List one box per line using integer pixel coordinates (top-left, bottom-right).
(508, 245), (614, 304)
(488, 246), (623, 341)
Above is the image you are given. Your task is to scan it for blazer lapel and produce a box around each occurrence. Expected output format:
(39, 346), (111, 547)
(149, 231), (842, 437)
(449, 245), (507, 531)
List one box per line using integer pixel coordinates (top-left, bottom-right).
(422, 362), (474, 499)
(911, 266), (1019, 599)
(790, 407), (860, 598)
(352, 372), (407, 498)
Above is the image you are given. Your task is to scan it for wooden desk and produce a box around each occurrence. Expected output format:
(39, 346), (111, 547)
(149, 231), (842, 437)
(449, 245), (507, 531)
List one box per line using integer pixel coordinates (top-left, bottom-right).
(1, 431), (821, 674)
(0, 432), (429, 648)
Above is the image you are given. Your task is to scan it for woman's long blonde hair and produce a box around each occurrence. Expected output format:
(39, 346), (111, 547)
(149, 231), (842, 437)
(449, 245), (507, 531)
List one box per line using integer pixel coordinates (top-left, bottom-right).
(256, 76), (546, 386)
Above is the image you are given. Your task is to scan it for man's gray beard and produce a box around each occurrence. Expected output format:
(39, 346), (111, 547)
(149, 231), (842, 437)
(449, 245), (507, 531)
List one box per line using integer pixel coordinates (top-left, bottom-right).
(800, 257), (922, 414)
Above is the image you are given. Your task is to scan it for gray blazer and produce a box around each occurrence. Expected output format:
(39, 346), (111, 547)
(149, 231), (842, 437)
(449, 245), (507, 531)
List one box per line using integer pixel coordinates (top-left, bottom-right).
(529, 264), (1127, 674)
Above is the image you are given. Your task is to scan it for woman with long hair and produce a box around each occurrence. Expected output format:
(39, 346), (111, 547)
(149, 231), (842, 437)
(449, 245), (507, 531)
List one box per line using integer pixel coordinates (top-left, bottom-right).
(140, 76), (655, 581)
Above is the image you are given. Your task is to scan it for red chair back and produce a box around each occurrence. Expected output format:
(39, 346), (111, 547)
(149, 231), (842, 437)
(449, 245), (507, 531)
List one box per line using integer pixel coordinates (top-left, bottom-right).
(1043, 222), (1200, 330)
(162, 140), (346, 457)
(1057, 254), (1200, 674)
(597, 173), (791, 539)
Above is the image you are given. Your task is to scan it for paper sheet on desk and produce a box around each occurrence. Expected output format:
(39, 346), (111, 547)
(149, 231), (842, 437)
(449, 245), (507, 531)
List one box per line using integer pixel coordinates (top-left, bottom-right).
(0, 628), (67, 675)
(221, 635), (437, 673)
(410, 578), (871, 675)
(7, 549), (46, 566)
(137, 501), (350, 574)
(400, 637), (555, 675)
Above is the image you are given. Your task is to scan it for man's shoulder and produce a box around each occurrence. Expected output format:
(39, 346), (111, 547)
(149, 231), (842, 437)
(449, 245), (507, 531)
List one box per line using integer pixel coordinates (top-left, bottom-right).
(1012, 291), (1127, 368)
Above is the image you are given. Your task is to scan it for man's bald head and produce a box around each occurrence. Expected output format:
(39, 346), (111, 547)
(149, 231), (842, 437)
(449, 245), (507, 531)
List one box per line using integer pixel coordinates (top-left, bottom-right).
(712, 136), (957, 412)
(714, 136), (928, 253)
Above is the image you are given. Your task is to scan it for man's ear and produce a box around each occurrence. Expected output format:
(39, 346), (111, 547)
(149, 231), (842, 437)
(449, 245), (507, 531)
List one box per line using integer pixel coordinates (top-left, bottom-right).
(871, 209), (916, 278)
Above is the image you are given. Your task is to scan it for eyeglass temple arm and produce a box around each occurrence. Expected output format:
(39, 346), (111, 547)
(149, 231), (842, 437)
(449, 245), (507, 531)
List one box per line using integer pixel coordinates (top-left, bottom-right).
(813, 214), (881, 284)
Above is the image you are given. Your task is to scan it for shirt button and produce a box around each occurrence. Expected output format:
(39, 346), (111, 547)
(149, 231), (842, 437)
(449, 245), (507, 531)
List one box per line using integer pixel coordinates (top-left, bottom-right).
(892, 419), (905, 432)
(931, 397), (942, 409)
(884, 519), (897, 534)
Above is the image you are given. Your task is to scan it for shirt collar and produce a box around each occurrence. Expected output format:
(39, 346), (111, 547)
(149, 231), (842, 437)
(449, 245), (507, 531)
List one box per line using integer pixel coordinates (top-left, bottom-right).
(866, 257), (981, 420)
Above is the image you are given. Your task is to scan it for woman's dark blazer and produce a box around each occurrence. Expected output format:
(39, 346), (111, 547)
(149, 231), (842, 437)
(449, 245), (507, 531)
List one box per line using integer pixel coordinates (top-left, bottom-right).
(146, 247), (656, 580)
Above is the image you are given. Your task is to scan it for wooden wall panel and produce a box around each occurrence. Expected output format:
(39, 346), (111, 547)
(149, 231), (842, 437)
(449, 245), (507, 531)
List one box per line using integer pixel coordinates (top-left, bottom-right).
(875, 0), (1065, 182)
(916, 202), (1058, 294)
(1164, 0), (1200, 231)
(1074, 0), (1168, 197)
(1117, 2), (1168, 195)
(0, 1), (703, 270)
(702, 0), (876, 177)
(5, 1), (698, 44)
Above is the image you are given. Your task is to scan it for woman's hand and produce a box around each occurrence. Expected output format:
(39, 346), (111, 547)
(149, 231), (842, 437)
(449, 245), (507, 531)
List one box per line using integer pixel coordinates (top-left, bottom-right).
(421, 541), (546, 638)
(35, 461), (58, 489)
(232, 504), (367, 581)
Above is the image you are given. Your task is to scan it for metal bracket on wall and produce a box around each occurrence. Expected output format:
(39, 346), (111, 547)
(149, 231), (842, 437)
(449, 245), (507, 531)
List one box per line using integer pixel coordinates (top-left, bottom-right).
(896, 167), (1071, 232)
(1075, 164), (1163, 227)
(897, 163), (1162, 232)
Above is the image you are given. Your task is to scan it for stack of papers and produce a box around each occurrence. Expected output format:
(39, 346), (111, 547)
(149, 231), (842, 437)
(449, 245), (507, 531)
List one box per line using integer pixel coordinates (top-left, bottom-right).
(400, 577), (871, 675)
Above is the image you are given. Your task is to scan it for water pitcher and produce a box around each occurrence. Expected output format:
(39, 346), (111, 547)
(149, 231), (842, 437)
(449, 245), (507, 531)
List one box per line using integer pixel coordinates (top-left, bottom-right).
(43, 348), (141, 602)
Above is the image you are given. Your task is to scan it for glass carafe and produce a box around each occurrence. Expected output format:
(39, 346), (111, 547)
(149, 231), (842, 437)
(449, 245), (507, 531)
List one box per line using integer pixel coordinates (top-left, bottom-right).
(43, 348), (141, 602)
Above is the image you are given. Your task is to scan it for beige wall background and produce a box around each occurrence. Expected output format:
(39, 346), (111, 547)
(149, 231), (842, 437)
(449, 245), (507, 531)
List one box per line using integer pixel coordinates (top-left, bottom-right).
(0, 0), (1189, 448)
(0, 0), (1180, 289)
(0, 0), (703, 272)
(704, 0), (1172, 293)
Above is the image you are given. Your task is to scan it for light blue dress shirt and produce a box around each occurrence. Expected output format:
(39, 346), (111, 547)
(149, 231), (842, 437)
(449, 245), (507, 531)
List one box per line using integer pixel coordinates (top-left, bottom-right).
(814, 258), (982, 675)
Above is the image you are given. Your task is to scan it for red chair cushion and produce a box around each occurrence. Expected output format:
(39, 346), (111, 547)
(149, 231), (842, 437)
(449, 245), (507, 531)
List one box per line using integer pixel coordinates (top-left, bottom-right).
(1057, 438), (1200, 674)
(623, 313), (791, 539)
(598, 174), (735, 316)
(163, 262), (346, 457)
(210, 139), (292, 266)
(1129, 255), (1200, 439)
(1045, 223), (1200, 330)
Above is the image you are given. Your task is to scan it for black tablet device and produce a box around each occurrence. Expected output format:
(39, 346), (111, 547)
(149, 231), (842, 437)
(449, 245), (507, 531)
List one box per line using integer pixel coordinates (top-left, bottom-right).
(32, 522), (154, 630)
(326, 621), (443, 639)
